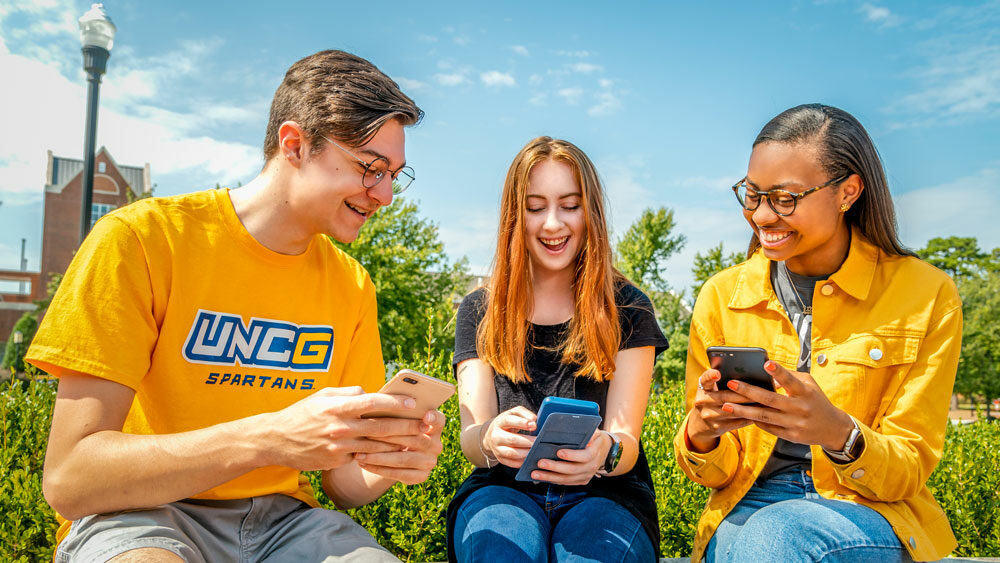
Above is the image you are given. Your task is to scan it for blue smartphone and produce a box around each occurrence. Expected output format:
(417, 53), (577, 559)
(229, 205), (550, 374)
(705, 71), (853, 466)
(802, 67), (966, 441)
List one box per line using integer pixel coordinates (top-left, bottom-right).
(533, 397), (600, 435)
(515, 412), (602, 482)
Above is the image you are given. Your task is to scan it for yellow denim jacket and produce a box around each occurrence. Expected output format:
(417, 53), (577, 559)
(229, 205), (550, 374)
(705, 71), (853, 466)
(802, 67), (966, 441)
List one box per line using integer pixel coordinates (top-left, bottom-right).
(674, 230), (962, 562)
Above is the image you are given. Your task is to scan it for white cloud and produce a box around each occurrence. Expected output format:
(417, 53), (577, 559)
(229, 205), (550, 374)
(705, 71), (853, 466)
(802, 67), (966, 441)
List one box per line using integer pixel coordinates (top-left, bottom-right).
(860, 3), (897, 26)
(529, 92), (547, 105)
(453, 35), (471, 46)
(435, 72), (467, 86)
(416, 33), (438, 42)
(588, 92), (621, 116)
(529, 73), (543, 85)
(896, 164), (1000, 250)
(480, 70), (515, 87)
(558, 87), (583, 104)
(0, 9), (261, 198)
(571, 62), (602, 74)
(599, 78), (613, 88)
(395, 77), (427, 91)
(511, 45), (529, 56)
(889, 44), (1000, 122)
(557, 50), (590, 58)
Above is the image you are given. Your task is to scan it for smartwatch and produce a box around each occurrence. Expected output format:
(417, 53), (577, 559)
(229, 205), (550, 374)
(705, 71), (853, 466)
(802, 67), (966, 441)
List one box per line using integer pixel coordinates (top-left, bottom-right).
(602, 432), (623, 473)
(824, 417), (864, 463)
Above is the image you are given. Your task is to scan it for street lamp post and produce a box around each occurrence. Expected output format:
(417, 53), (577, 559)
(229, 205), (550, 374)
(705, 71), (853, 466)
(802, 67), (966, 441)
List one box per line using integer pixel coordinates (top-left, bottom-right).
(78, 3), (116, 243)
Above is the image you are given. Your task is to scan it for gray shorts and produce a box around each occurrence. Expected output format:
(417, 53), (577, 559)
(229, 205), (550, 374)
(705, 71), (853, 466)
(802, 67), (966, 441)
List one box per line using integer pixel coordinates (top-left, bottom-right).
(55, 494), (399, 563)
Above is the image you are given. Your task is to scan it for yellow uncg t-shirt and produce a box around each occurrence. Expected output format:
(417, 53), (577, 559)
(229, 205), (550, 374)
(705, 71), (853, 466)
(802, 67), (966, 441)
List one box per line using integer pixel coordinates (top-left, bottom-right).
(27, 188), (385, 508)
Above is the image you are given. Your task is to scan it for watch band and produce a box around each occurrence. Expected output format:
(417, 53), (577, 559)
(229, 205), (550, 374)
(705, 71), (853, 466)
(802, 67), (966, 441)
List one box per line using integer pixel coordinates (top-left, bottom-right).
(601, 431), (623, 473)
(824, 417), (862, 463)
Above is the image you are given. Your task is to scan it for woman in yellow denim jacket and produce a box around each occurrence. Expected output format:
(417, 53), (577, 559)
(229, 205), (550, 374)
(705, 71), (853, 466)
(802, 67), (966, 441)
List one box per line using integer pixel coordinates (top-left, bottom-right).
(674, 104), (961, 562)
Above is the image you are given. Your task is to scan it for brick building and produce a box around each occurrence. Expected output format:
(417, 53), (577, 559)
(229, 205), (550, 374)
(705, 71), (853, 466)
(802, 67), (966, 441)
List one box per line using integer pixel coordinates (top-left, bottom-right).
(0, 148), (150, 344)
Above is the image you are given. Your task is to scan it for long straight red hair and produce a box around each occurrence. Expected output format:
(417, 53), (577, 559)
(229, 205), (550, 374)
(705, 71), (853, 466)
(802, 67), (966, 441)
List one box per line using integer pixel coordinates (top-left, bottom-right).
(477, 136), (624, 383)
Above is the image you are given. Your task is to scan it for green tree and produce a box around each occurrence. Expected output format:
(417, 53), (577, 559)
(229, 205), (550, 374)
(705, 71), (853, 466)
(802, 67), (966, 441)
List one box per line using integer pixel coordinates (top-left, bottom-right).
(918, 236), (990, 281)
(614, 207), (689, 388)
(615, 207), (686, 294)
(2, 313), (38, 374)
(956, 269), (1000, 418)
(691, 242), (743, 298)
(333, 197), (470, 362)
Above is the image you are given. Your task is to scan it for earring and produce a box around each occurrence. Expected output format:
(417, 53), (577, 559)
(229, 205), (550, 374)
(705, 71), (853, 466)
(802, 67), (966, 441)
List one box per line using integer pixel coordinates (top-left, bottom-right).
(840, 204), (850, 212)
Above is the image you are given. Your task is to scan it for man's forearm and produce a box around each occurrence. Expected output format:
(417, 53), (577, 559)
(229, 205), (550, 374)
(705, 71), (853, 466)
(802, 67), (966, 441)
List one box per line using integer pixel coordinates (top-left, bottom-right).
(44, 412), (273, 520)
(321, 463), (396, 509)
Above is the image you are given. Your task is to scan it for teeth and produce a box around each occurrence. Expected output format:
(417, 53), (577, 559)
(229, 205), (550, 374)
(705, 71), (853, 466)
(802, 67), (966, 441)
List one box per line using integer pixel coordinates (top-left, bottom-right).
(346, 202), (369, 216)
(760, 231), (790, 243)
(541, 236), (568, 247)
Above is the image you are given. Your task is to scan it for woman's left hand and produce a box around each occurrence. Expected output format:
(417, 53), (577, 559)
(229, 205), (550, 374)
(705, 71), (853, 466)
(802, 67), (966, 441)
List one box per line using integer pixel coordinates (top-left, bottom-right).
(528, 430), (610, 486)
(722, 360), (854, 451)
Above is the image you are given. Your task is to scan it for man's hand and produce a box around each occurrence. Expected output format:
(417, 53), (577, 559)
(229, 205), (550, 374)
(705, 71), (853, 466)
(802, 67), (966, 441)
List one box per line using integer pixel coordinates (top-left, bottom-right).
(722, 360), (855, 451)
(261, 386), (431, 471)
(353, 409), (446, 485)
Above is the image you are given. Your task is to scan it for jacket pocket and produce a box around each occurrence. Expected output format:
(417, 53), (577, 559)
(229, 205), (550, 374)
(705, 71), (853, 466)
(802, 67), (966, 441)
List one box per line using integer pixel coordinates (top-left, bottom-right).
(824, 333), (921, 420)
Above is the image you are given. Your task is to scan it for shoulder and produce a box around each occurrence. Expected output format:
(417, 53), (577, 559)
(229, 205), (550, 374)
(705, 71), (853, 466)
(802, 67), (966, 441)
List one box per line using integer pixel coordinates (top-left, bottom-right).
(315, 237), (375, 294)
(699, 259), (751, 297)
(879, 253), (961, 311)
(458, 286), (488, 319)
(101, 189), (221, 243)
(615, 280), (649, 307)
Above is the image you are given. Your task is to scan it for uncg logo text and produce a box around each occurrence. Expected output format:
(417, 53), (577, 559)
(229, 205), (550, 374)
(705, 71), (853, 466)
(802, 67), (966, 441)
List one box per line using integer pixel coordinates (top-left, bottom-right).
(183, 310), (334, 372)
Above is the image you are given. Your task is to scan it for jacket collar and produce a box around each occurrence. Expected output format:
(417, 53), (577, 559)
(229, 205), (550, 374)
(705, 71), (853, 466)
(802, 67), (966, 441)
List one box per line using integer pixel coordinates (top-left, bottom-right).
(728, 227), (879, 310)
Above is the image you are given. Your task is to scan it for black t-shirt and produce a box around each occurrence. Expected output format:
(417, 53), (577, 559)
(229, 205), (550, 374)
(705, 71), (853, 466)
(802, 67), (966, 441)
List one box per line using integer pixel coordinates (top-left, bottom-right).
(446, 282), (669, 560)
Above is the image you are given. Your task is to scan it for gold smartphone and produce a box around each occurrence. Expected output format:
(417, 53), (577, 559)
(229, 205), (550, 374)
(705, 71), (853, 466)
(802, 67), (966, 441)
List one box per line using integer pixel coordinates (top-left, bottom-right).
(361, 369), (456, 419)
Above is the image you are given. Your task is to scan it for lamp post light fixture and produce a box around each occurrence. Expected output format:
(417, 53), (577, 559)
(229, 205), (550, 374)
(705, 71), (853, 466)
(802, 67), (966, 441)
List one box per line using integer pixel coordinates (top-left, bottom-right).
(78, 3), (116, 243)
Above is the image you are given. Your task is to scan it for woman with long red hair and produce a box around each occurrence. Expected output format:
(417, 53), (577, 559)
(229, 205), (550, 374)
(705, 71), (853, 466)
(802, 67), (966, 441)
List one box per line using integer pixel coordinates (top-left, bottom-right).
(446, 136), (668, 562)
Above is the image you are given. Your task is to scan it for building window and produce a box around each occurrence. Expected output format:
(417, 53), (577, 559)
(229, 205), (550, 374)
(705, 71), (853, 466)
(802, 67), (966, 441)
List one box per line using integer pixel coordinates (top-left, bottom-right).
(98, 162), (106, 173)
(91, 203), (116, 229)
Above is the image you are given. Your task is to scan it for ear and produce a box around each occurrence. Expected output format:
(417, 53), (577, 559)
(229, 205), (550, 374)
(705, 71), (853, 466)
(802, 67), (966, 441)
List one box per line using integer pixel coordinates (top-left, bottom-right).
(839, 173), (864, 208)
(277, 121), (307, 168)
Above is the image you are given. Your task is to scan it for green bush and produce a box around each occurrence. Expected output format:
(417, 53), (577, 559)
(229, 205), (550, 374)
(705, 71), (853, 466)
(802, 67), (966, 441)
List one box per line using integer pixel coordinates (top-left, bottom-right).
(2, 312), (38, 374)
(1, 377), (58, 562)
(4, 374), (1000, 561)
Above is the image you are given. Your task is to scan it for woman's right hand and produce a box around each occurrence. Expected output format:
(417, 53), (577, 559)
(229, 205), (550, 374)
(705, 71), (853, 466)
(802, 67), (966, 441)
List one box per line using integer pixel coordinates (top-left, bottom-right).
(685, 369), (754, 452)
(481, 406), (538, 468)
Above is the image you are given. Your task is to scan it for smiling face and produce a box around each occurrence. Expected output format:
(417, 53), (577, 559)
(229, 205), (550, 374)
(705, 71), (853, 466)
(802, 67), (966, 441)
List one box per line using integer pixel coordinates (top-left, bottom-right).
(744, 141), (860, 276)
(523, 158), (586, 278)
(296, 119), (405, 243)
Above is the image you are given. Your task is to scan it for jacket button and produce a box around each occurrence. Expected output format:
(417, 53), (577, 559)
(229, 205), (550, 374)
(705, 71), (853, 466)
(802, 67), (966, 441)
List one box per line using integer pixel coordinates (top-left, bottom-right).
(869, 348), (883, 361)
(852, 469), (865, 479)
(816, 353), (828, 366)
(820, 284), (834, 296)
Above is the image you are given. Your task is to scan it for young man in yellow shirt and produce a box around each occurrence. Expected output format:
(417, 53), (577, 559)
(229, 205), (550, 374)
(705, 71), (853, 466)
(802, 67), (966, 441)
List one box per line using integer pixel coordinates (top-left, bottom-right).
(27, 50), (441, 563)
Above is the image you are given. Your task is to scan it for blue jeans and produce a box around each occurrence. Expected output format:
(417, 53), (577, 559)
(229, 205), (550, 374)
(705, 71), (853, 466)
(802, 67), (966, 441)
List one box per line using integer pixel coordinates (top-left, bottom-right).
(706, 468), (912, 563)
(452, 485), (655, 562)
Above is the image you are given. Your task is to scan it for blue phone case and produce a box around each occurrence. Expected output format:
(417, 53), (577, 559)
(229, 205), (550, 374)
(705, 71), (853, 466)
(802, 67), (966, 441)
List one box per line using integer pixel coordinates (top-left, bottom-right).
(533, 397), (600, 436)
(515, 412), (602, 482)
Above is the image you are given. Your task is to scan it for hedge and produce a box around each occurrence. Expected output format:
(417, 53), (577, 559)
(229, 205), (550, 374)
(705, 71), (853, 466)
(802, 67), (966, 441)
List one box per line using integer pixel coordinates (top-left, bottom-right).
(3, 358), (999, 561)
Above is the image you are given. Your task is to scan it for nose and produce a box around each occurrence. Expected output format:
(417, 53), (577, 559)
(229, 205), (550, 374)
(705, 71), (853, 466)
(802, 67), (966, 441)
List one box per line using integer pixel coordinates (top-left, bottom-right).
(543, 207), (563, 231)
(751, 199), (779, 226)
(367, 175), (394, 207)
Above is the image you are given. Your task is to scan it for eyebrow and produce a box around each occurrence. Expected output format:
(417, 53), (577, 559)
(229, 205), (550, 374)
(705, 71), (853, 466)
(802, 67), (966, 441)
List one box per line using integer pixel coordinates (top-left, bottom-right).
(356, 148), (406, 169)
(745, 177), (804, 191)
(525, 192), (582, 199)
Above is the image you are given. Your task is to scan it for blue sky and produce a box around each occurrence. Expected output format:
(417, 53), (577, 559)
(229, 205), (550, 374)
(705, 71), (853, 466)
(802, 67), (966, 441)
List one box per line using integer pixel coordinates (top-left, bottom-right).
(1, 0), (998, 295)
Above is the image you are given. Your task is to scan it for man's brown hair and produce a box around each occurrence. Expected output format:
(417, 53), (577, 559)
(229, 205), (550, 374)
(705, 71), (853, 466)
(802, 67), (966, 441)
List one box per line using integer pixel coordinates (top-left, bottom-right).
(263, 50), (423, 161)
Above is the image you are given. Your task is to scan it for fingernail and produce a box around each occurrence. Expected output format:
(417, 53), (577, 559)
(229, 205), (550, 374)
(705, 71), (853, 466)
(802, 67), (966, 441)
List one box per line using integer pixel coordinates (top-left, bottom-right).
(722, 404), (734, 413)
(404, 398), (416, 408)
(727, 380), (739, 391)
(421, 424), (431, 433)
(764, 361), (776, 373)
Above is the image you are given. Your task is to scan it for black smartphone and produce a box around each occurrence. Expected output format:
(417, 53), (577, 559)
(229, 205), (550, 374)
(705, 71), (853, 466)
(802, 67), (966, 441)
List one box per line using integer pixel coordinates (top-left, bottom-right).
(515, 412), (602, 482)
(706, 346), (775, 393)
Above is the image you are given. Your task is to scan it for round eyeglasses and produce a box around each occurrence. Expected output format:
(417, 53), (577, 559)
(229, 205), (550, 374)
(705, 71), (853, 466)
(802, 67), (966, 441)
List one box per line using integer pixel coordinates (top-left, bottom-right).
(732, 174), (850, 217)
(322, 135), (415, 195)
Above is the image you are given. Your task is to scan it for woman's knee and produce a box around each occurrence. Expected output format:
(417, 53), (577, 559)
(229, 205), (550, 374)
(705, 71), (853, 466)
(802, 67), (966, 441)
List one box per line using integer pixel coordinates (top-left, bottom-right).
(453, 487), (548, 563)
(551, 497), (655, 562)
